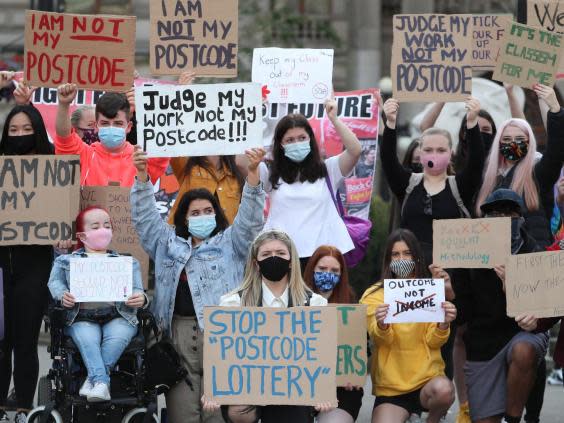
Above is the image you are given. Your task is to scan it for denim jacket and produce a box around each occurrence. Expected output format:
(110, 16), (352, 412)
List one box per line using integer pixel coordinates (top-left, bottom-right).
(131, 178), (265, 335)
(47, 249), (145, 327)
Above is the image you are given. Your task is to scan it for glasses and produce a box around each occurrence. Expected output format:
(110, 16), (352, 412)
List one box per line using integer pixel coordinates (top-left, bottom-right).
(500, 136), (528, 144)
(423, 193), (432, 216)
(282, 135), (309, 145)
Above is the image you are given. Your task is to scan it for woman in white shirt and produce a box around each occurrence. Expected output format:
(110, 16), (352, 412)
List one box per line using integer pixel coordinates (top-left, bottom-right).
(260, 100), (362, 268)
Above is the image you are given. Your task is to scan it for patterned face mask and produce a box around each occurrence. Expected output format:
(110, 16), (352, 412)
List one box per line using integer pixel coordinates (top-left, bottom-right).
(313, 271), (340, 292)
(500, 141), (528, 162)
(389, 259), (415, 278)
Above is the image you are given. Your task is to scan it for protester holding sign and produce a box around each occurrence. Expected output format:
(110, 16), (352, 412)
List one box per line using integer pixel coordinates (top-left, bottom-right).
(54, 83), (169, 186)
(360, 229), (456, 423)
(131, 146), (265, 423)
(47, 206), (146, 402)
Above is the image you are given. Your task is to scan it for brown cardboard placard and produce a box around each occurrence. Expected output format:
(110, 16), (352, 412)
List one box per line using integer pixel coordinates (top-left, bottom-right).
(505, 250), (564, 318)
(24, 10), (136, 92)
(472, 14), (513, 69)
(526, 0), (564, 75)
(335, 305), (368, 387)
(0, 155), (80, 245)
(391, 14), (473, 102)
(493, 20), (562, 88)
(80, 186), (150, 289)
(433, 217), (511, 269)
(149, 0), (238, 77)
(203, 306), (338, 406)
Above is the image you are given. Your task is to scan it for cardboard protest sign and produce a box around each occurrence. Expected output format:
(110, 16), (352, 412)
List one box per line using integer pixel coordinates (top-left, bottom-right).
(472, 14), (513, 69)
(335, 305), (367, 387)
(80, 186), (150, 289)
(24, 11), (136, 92)
(150, 0), (238, 77)
(135, 82), (262, 157)
(203, 306), (338, 406)
(252, 48), (334, 103)
(526, 0), (564, 77)
(70, 256), (133, 302)
(0, 155), (80, 245)
(505, 250), (564, 318)
(493, 20), (562, 88)
(384, 279), (446, 324)
(433, 217), (511, 269)
(391, 14), (473, 102)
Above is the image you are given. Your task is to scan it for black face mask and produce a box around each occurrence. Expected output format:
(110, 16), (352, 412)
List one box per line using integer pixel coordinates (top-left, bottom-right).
(481, 132), (495, 154)
(409, 162), (423, 173)
(511, 216), (525, 254)
(3, 134), (36, 155)
(257, 256), (290, 282)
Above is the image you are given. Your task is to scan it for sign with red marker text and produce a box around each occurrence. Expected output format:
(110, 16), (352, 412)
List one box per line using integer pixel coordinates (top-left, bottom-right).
(150, 0), (238, 77)
(335, 305), (367, 387)
(384, 279), (445, 324)
(433, 217), (511, 269)
(252, 48), (334, 103)
(24, 11), (136, 91)
(70, 256), (133, 302)
(472, 14), (512, 69)
(526, 0), (564, 77)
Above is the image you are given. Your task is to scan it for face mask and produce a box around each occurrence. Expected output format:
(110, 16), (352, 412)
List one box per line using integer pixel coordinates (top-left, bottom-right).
(80, 128), (99, 145)
(81, 228), (112, 251)
(500, 141), (528, 162)
(481, 132), (495, 154)
(98, 127), (126, 150)
(420, 153), (450, 176)
(313, 271), (340, 292)
(283, 140), (311, 162)
(188, 215), (217, 240)
(511, 216), (525, 254)
(257, 256), (290, 282)
(409, 162), (423, 173)
(390, 259), (415, 278)
(3, 134), (36, 155)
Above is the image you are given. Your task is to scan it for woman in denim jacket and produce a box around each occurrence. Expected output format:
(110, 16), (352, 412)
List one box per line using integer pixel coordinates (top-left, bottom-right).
(131, 146), (266, 423)
(48, 206), (147, 403)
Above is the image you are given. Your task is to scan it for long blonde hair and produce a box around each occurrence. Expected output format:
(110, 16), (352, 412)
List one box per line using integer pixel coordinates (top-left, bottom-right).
(236, 230), (311, 307)
(475, 118), (539, 216)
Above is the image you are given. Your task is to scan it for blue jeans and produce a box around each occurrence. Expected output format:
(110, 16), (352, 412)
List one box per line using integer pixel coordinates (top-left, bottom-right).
(65, 317), (137, 385)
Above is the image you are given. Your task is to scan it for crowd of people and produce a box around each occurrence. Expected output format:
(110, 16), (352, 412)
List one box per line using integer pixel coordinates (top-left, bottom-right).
(0, 63), (563, 423)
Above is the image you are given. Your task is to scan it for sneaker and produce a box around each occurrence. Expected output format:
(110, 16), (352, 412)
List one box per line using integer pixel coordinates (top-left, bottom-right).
(0, 411), (9, 422)
(79, 378), (94, 397)
(87, 382), (111, 402)
(14, 412), (27, 423)
(547, 368), (563, 385)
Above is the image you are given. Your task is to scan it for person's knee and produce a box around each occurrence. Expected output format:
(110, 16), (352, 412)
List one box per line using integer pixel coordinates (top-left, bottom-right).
(511, 342), (538, 371)
(430, 378), (455, 407)
(227, 406), (258, 423)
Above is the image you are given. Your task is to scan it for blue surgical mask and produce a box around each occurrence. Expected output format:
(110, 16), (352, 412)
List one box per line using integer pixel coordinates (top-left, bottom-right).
(313, 271), (340, 292)
(188, 215), (217, 240)
(283, 140), (311, 162)
(98, 127), (126, 150)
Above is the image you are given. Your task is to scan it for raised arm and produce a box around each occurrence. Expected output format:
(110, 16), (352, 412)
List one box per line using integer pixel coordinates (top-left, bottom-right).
(325, 98), (361, 176)
(419, 102), (445, 132)
(56, 83), (77, 138)
(504, 83), (525, 120)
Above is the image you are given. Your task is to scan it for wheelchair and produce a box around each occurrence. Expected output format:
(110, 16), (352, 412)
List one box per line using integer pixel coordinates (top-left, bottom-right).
(27, 305), (160, 423)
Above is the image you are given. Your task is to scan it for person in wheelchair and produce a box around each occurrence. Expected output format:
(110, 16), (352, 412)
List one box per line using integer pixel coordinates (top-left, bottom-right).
(47, 206), (147, 403)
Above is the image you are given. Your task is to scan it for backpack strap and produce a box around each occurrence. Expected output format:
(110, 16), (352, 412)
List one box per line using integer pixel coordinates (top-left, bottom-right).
(447, 176), (471, 218)
(401, 173), (424, 216)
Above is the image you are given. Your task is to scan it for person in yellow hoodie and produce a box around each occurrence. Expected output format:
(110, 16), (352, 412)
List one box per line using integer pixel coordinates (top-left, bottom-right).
(360, 229), (457, 423)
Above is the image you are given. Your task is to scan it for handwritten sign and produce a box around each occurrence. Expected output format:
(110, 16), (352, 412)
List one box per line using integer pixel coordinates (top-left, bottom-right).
(433, 217), (511, 269)
(384, 279), (445, 324)
(493, 20), (562, 88)
(24, 11), (136, 92)
(472, 14), (512, 69)
(391, 14), (473, 102)
(203, 306), (337, 406)
(526, 0), (564, 76)
(0, 155), (80, 245)
(80, 186), (150, 289)
(135, 83), (262, 157)
(252, 48), (334, 103)
(505, 250), (564, 317)
(70, 256), (133, 302)
(335, 305), (367, 387)
(150, 0), (238, 77)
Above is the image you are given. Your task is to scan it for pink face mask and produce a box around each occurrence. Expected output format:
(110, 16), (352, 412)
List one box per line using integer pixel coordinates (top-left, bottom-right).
(81, 228), (112, 251)
(420, 153), (451, 176)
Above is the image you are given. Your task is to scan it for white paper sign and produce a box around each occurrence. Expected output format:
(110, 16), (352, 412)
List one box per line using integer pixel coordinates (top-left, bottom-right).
(252, 48), (334, 103)
(70, 256), (133, 302)
(384, 278), (445, 324)
(135, 83), (263, 157)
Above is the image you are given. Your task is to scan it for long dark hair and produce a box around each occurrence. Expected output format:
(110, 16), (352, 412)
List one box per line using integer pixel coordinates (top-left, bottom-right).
(401, 139), (420, 168)
(172, 188), (230, 239)
(269, 114), (327, 189)
(455, 109), (496, 172)
(184, 156), (245, 194)
(0, 105), (54, 155)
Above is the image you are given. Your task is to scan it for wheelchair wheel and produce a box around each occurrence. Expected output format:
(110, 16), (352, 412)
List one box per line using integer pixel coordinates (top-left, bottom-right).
(26, 406), (63, 423)
(37, 376), (51, 406)
(121, 408), (159, 423)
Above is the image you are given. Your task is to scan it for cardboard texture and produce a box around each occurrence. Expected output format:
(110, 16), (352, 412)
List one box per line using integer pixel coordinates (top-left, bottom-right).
(335, 305), (368, 387)
(391, 14), (473, 102)
(526, 0), (564, 76)
(384, 279), (446, 324)
(0, 155), (80, 246)
(24, 10), (136, 92)
(80, 185), (150, 289)
(505, 250), (564, 318)
(433, 217), (511, 269)
(472, 14), (513, 69)
(203, 306), (338, 406)
(149, 0), (238, 77)
(493, 20), (562, 88)
(70, 256), (133, 302)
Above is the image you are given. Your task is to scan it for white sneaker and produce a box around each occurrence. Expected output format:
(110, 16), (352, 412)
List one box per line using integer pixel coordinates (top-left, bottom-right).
(87, 382), (111, 402)
(547, 368), (563, 385)
(79, 379), (94, 397)
(14, 412), (27, 423)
